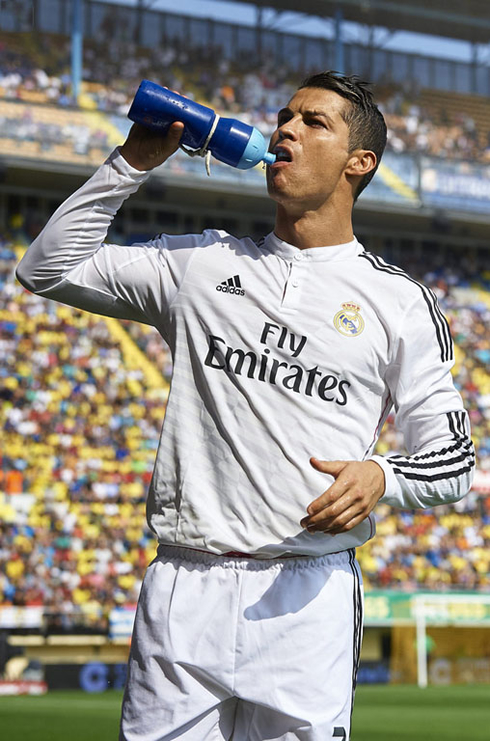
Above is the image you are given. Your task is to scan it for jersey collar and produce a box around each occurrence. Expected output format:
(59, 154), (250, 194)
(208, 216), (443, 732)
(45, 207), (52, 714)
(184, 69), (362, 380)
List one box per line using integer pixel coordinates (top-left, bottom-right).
(262, 232), (363, 263)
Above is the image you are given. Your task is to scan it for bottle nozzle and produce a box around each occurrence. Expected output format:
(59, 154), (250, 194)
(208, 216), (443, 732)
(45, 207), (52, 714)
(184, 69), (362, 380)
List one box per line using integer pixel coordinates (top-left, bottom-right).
(262, 151), (276, 166)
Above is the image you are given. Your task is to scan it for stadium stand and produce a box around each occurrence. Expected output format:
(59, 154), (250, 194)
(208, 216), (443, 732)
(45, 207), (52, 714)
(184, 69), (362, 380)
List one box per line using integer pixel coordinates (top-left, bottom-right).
(0, 234), (169, 630)
(2, 30), (490, 165)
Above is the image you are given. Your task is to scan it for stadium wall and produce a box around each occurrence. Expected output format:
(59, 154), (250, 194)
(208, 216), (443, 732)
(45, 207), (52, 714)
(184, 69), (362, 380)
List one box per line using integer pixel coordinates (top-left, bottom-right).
(3, 594), (490, 691)
(392, 626), (490, 685)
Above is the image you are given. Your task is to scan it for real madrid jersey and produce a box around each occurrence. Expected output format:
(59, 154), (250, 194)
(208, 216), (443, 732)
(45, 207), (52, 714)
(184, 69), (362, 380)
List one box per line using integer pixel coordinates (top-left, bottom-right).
(16, 150), (475, 557)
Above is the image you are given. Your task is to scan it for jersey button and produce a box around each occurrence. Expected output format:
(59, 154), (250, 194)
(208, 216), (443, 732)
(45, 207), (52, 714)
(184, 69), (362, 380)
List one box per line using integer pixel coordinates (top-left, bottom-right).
(294, 253), (303, 261)
(291, 279), (299, 288)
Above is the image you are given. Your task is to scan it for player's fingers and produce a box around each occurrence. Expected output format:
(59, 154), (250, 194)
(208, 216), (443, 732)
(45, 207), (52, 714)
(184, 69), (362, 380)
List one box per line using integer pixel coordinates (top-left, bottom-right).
(324, 509), (367, 535)
(305, 502), (364, 534)
(310, 457), (347, 477)
(164, 121), (185, 152)
(301, 486), (353, 530)
(126, 120), (182, 144)
(303, 468), (370, 523)
(306, 470), (355, 516)
(168, 120), (185, 137)
(303, 489), (342, 521)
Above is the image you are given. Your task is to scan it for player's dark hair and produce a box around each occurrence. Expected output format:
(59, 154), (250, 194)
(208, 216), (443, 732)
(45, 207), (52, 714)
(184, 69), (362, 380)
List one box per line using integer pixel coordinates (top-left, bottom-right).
(299, 71), (387, 200)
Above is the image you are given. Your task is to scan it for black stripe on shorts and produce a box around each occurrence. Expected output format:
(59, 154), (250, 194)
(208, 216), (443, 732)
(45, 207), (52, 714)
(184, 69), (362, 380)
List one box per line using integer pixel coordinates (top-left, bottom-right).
(348, 549), (363, 736)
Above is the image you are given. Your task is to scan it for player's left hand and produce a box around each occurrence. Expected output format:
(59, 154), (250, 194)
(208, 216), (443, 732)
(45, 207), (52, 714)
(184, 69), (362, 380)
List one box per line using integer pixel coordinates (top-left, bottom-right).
(300, 458), (385, 534)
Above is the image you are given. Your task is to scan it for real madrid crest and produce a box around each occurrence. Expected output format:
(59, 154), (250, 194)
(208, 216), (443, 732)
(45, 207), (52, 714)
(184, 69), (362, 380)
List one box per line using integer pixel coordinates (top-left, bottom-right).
(334, 302), (365, 337)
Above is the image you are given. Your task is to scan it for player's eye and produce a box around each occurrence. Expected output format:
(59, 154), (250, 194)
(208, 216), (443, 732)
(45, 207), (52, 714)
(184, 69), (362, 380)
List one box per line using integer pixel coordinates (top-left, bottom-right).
(278, 113), (292, 126)
(306, 118), (325, 128)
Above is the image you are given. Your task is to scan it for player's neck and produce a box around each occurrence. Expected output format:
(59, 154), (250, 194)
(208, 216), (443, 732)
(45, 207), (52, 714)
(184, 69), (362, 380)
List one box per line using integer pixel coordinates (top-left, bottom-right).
(274, 203), (354, 250)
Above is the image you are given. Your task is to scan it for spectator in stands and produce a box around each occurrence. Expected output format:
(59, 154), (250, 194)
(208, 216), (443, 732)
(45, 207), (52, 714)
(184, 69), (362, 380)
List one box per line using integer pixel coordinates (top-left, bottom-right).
(2, 29), (489, 165)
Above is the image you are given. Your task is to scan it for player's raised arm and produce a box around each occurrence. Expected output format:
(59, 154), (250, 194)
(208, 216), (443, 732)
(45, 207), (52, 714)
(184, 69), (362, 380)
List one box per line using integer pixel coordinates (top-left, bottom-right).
(15, 123), (184, 322)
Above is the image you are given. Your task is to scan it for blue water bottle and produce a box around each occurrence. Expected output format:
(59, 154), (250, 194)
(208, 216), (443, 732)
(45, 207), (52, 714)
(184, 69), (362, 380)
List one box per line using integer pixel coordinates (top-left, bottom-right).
(128, 80), (276, 171)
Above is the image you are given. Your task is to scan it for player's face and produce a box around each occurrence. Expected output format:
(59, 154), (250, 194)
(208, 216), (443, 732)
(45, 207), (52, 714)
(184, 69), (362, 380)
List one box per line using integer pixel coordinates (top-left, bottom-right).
(266, 87), (353, 210)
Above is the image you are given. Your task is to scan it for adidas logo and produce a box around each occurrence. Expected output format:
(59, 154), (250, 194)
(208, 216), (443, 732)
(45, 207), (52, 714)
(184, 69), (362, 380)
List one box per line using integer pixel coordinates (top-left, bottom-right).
(216, 275), (245, 296)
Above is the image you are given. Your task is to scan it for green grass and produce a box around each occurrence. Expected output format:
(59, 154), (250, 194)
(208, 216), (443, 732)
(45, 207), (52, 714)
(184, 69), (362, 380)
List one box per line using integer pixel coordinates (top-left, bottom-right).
(353, 684), (490, 740)
(0, 690), (123, 740)
(0, 685), (488, 740)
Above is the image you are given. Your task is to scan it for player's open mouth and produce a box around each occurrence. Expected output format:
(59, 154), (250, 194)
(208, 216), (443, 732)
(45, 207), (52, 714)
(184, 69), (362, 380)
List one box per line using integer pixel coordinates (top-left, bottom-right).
(270, 146), (293, 167)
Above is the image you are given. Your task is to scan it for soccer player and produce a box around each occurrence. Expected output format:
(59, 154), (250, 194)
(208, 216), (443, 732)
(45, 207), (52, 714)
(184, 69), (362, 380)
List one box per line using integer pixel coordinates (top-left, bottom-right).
(16, 72), (474, 740)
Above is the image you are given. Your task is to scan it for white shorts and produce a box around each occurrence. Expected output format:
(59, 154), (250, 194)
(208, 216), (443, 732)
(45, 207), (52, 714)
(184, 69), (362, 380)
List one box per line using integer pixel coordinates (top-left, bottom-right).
(119, 545), (363, 741)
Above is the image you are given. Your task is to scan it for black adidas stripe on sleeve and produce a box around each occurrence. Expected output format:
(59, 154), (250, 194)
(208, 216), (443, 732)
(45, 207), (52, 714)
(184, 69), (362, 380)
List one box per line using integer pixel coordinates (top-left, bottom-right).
(387, 411), (475, 484)
(358, 251), (453, 363)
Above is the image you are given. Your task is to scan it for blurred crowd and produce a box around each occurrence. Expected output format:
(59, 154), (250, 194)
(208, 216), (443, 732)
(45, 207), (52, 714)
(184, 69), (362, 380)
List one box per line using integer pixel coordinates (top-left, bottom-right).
(1, 30), (490, 164)
(0, 226), (489, 632)
(0, 234), (170, 631)
(0, 103), (111, 160)
(383, 97), (488, 164)
(360, 253), (490, 589)
(359, 502), (490, 592)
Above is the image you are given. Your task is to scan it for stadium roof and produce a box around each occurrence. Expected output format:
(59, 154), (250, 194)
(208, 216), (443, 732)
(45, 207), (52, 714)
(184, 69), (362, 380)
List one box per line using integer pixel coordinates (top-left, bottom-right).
(216, 0), (490, 45)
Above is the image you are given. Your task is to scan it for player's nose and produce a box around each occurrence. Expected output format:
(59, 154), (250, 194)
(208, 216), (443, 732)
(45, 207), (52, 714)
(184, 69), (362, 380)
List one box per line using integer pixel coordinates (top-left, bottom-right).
(277, 115), (301, 141)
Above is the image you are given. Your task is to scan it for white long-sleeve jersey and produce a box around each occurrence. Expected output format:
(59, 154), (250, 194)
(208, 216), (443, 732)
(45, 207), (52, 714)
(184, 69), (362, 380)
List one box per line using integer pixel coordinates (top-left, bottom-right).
(16, 150), (475, 557)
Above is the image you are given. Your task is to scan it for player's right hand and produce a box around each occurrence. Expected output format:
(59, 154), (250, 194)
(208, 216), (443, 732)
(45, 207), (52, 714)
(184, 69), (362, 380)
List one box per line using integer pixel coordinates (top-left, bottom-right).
(119, 121), (184, 172)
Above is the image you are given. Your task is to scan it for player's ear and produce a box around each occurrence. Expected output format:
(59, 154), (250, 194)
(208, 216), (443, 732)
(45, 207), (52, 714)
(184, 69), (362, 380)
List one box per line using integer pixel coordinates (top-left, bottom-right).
(345, 150), (377, 178)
